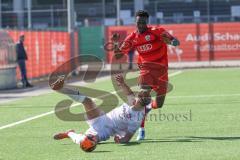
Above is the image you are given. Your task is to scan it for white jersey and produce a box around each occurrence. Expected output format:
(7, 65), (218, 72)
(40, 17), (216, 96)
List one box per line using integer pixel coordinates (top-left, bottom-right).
(85, 100), (149, 142)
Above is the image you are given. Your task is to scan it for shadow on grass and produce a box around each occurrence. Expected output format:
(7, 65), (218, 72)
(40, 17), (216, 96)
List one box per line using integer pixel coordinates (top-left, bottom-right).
(121, 142), (140, 146)
(62, 136), (239, 149)
(98, 138), (202, 145)
(127, 136), (240, 144)
(93, 150), (112, 153)
(184, 136), (240, 141)
(164, 136), (240, 142)
(142, 138), (202, 143)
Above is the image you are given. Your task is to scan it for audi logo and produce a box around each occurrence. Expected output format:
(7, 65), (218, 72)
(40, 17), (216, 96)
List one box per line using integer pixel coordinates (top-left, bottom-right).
(138, 44), (152, 52)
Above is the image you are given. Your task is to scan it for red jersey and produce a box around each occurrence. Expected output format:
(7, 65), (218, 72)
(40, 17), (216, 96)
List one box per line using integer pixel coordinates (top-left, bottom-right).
(120, 26), (173, 64)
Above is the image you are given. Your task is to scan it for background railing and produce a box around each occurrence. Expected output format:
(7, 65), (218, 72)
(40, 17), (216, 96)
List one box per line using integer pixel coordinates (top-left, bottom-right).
(1, 0), (240, 29)
(0, 0), (240, 81)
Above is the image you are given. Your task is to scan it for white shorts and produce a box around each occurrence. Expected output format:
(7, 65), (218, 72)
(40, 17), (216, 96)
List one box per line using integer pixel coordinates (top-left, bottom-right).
(85, 113), (114, 142)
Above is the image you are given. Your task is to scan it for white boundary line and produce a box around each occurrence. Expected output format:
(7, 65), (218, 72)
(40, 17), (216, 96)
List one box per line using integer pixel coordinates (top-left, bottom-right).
(0, 71), (182, 131)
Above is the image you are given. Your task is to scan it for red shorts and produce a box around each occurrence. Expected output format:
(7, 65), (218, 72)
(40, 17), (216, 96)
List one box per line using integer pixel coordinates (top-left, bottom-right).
(138, 57), (168, 95)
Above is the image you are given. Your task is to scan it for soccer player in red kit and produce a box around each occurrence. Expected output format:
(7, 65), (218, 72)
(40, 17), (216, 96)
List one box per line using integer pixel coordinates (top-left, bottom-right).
(113, 10), (180, 140)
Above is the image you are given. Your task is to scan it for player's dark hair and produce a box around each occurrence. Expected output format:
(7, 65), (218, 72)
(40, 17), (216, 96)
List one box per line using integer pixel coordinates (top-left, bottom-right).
(135, 10), (149, 18)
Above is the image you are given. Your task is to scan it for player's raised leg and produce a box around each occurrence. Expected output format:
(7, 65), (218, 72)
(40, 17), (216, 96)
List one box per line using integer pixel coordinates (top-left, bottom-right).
(53, 86), (100, 152)
(137, 70), (168, 140)
(53, 129), (86, 146)
(60, 86), (104, 120)
(152, 94), (166, 109)
(53, 129), (75, 140)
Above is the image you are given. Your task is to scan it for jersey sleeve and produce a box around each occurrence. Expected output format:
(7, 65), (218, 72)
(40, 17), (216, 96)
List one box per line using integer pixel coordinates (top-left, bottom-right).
(150, 27), (174, 41)
(157, 27), (174, 41)
(119, 32), (135, 54)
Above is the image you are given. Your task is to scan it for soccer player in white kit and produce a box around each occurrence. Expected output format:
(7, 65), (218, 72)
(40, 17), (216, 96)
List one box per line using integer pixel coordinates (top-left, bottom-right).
(53, 74), (152, 152)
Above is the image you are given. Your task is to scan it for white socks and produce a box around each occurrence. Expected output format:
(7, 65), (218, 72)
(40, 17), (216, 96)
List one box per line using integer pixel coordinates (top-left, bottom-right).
(68, 132), (85, 145)
(60, 87), (86, 103)
(68, 93), (86, 103)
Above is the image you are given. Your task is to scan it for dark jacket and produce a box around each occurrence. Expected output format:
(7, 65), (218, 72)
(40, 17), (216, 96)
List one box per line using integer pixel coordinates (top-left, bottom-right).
(16, 42), (28, 60)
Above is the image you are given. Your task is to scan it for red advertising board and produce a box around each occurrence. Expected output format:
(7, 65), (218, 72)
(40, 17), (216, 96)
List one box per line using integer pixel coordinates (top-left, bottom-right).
(7, 30), (72, 79)
(106, 23), (240, 63)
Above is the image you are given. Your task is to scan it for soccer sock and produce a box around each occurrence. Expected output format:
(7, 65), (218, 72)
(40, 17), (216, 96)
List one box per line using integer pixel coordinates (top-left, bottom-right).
(140, 116), (145, 128)
(68, 92), (86, 103)
(68, 132), (85, 145)
(60, 87), (86, 103)
(151, 100), (158, 109)
(146, 102), (152, 114)
(140, 106), (147, 128)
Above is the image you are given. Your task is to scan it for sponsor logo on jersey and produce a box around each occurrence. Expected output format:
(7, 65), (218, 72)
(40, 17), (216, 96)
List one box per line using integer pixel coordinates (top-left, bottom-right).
(138, 44), (152, 52)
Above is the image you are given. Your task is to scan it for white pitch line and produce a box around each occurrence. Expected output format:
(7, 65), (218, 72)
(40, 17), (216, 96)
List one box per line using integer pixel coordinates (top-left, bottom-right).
(0, 111), (54, 130)
(0, 71), (182, 131)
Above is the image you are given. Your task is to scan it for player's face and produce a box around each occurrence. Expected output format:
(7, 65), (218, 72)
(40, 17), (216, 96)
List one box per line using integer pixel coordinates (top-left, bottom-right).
(137, 90), (151, 106)
(136, 16), (148, 34)
(20, 36), (25, 42)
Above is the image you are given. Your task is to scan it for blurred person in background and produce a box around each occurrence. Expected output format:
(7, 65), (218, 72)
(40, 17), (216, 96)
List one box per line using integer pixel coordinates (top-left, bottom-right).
(128, 50), (135, 70)
(16, 35), (33, 88)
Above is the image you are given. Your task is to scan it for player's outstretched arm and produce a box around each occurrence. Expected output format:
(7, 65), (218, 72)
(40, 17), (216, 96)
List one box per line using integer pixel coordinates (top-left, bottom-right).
(114, 132), (134, 144)
(115, 74), (134, 96)
(170, 38), (180, 46)
(161, 31), (180, 46)
(111, 33), (124, 59)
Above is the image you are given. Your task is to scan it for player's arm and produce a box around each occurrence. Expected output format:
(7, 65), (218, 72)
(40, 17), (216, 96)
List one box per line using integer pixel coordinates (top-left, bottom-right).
(111, 33), (134, 59)
(115, 121), (139, 143)
(111, 33), (124, 59)
(114, 132), (134, 144)
(115, 74), (136, 105)
(115, 74), (134, 96)
(160, 30), (180, 46)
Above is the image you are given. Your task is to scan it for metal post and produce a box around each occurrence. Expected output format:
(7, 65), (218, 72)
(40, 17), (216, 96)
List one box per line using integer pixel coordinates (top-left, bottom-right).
(67, 0), (75, 33)
(116, 0), (122, 69)
(102, 0), (105, 25)
(154, 1), (158, 23)
(0, 0), (2, 28)
(134, 0), (144, 13)
(154, 1), (157, 16)
(207, 0), (214, 61)
(63, 0), (66, 8)
(50, 5), (54, 28)
(27, 0), (32, 29)
(67, 0), (76, 73)
(116, 0), (120, 25)
(13, 0), (24, 29)
(207, 0), (210, 24)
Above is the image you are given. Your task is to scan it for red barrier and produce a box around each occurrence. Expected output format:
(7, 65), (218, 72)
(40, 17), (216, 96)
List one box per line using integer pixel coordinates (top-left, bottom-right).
(7, 30), (72, 79)
(106, 23), (240, 63)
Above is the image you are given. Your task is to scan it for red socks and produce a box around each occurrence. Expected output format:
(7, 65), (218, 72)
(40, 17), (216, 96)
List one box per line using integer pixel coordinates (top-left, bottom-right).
(151, 100), (158, 109)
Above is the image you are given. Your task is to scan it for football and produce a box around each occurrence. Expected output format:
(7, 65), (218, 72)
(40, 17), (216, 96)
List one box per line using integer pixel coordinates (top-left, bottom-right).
(80, 134), (97, 152)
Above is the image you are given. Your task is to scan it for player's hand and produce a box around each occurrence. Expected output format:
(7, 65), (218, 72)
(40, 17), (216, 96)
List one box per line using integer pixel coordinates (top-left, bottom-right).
(50, 75), (65, 90)
(114, 135), (121, 143)
(161, 33), (172, 44)
(115, 74), (125, 86)
(111, 33), (120, 43)
(171, 38), (180, 46)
